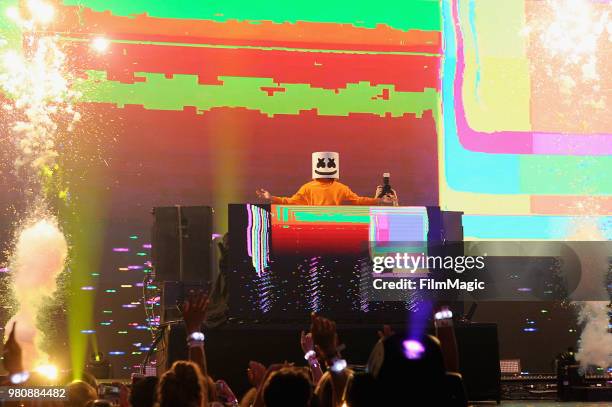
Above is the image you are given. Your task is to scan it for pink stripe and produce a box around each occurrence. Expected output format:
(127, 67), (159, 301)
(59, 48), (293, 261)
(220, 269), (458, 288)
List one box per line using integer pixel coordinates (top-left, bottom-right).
(533, 133), (612, 155)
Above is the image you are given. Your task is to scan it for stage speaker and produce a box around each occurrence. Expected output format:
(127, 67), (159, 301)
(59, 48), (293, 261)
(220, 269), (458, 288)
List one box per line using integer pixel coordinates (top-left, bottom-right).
(151, 206), (213, 283)
(156, 323), (189, 374)
(455, 322), (501, 402)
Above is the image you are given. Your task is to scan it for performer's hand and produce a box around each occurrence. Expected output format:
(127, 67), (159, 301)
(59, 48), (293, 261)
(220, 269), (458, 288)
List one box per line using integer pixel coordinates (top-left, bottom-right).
(256, 188), (271, 200)
(378, 194), (397, 206)
(379, 195), (393, 205)
(2, 322), (23, 375)
(389, 188), (399, 205)
(375, 187), (399, 205)
(181, 293), (209, 334)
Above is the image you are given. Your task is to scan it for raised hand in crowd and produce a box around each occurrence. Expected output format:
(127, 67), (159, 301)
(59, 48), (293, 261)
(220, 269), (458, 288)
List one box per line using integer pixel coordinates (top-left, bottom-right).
(310, 312), (340, 362)
(310, 313), (352, 407)
(2, 322), (24, 378)
(180, 292), (210, 375)
(182, 292), (209, 334)
(301, 330), (323, 385)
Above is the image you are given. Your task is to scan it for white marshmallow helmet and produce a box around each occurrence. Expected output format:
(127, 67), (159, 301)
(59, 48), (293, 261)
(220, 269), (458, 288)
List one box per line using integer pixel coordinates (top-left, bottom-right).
(312, 152), (339, 179)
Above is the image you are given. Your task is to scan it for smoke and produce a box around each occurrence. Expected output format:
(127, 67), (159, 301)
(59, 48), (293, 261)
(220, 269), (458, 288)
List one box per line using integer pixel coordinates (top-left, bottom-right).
(4, 216), (68, 369)
(574, 301), (612, 368)
(566, 217), (612, 369)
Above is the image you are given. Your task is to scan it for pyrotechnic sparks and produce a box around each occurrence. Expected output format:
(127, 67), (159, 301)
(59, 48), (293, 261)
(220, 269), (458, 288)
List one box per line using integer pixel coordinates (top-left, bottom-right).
(0, 0), (77, 369)
(27, 0), (55, 25)
(540, 0), (610, 64)
(34, 363), (59, 381)
(525, 0), (612, 104)
(0, 35), (80, 175)
(4, 216), (68, 369)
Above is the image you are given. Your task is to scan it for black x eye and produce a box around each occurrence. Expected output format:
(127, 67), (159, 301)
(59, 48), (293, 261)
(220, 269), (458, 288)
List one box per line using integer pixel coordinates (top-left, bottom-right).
(327, 158), (336, 168)
(317, 158), (326, 168)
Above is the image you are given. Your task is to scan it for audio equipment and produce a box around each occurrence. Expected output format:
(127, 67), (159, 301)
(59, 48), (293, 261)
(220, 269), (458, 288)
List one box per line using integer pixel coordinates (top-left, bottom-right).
(455, 322), (501, 403)
(151, 206), (213, 283)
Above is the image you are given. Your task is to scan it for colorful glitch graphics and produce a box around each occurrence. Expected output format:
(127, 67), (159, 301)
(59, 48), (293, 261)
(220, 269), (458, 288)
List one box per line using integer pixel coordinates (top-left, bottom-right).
(441, 0), (611, 240)
(271, 205), (429, 256)
(12, 0), (443, 230)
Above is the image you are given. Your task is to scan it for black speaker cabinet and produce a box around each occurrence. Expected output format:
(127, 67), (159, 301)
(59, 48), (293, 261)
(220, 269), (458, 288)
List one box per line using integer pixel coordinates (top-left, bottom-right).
(455, 322), (501, 402)
(151, 206), (213, 283)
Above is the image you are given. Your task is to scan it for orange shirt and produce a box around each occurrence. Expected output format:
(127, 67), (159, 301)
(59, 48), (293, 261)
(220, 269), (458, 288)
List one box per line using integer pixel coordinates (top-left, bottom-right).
(271, 180), (379, 206)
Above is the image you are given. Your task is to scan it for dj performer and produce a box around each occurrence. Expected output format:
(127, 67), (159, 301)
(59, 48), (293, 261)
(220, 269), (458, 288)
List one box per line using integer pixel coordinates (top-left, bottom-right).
(256, 152), (397, 206)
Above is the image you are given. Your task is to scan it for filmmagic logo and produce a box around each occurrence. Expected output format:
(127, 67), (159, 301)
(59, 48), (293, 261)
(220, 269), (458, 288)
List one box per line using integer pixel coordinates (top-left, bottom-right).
(373, 278), (485, 292)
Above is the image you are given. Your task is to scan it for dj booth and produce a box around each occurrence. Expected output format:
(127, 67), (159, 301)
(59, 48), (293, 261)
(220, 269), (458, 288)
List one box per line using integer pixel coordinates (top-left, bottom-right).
(227, 204), (463, 322)
(151, 203), (464, 322)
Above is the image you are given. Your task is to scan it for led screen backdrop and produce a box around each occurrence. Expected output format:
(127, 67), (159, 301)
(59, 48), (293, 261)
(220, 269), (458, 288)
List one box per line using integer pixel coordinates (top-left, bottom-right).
(39, 0), (442, 232)
(441, 0), (611, 240)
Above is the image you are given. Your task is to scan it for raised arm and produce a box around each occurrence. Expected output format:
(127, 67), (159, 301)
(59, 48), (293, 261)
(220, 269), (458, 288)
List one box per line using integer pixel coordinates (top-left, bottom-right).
(256, 185), (308, 205)
(342, 186), (392, 206)
(434, 306), (460, 373)
(181, 293), (209, 375)
(301, 330), (323, 385)
(311, 313), (352, 406)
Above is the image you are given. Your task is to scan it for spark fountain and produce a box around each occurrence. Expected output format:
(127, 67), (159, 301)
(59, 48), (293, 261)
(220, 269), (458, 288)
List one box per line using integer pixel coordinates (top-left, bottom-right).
(1, 1), (80, 370)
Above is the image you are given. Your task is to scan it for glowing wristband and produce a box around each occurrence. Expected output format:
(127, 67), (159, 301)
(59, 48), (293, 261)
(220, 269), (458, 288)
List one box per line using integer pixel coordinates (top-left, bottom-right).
(434, 309), (453, 320)
(434, 309), (453, 328)
(187, 332), (205, 348)
(304, 350), (317, 360)
(187, 332), (205, 342)
(10, 371), (30, 384)
(329, 358), (347, 373)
